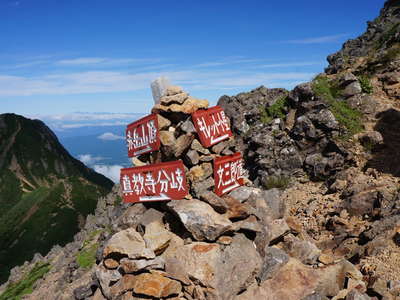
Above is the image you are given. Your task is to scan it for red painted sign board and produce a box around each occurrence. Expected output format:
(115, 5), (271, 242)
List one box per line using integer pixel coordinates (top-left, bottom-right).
(126, 113), (160, 157)
(120, 160), (188, 203)
(192, 106), (232, 148)
(214, 152), (245, 196)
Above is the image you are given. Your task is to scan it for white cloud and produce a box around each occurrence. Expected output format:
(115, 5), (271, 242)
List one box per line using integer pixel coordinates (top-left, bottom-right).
(56, 57), (159, 66)
(98, 132), (125, 141)
(59, 121), (128, 129)
(93, 164), (122, 183)
(78, 154), (104, 165)
(40, 112), (139, 122)
(254, 62), (322, 68)
(282, 34), (348, 44)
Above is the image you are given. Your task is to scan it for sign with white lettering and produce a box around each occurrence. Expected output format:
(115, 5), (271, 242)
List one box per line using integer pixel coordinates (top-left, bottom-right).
(214, 152), (245, 196)
(126, 114), (160, 157)
(120, 160), (188, 203)
(192, 106), (232, 148)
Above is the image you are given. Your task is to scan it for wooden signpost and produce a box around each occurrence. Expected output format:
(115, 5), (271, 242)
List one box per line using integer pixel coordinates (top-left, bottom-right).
(213, 152), (245, 196)
(192, 105), (232, 148)
(126, 114), (160, 157)
(120, 160), (188, 203)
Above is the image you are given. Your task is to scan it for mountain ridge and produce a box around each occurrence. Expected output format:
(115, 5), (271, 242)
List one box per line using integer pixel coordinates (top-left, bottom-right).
(0, 113), (114, 283)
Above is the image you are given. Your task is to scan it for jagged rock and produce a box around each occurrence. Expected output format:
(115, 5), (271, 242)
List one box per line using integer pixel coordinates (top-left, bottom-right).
(236, 258), (320, 300)
(166, 85), (183, 96)
(138, 208), (164, 227)
(163, 242), (221, 287)
(116, 204), (147, 229)
(232, 215), (263, 233)
(168, 199), (232, 241)
(288, 82), (314, 104)
(143, 221), (171, 254)
(119, 257), (165, 273)
(305, 153), (345, 180)
(160, 91), (188, 105)
(164, 234), (261, 299)
(103, 228), (155, 259)
(214, 234), (262, 299)
(228, 186), (255, 203)
(174, 134), (194, 157)
(339, 73), (358, 87)
(262, 188), (285, 219)
(283, 234), (321, 265)
(199, 191), (228, 213)
(185, 149), (200, 166)
(130, 273), (182, 298)
(191, 177), (215, 197)
(73, 284), (95, 300)
(223, 195), (251, 220)
(187, 163), (212, 182)
(191, 139), (210, 154)
(96, 264), (122, 298)
(308, 109), (339, 131)
(157, 114), (171, 130)
(258, 247), (289, 281)
(316, 260), (363, 297)
(342, 81), (362, 98)
(269, 218), (290, 241)
(159, 130), (176, 146)
(153, 97), (209, 114)
(104, 258), (119, 269)
(180, 118), (196, 134)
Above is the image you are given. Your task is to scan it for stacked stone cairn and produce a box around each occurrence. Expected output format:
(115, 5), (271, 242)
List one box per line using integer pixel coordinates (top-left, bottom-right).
(92, 84), (370, 300)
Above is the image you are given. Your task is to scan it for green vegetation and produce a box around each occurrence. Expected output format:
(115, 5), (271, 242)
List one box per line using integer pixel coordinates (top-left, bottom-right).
(381, 44), (400, 64)
(376, 22), (400, 49)
(0, 262), (50, 300)
(263, 175), (291, 190)
(76, 243), (98, 269)
(312, 75), (363, 140)
(0, 114), (113, 284)
(358, 75), (373, 94)
(114, 195), (123, 206)
(259, 96), (288, 124)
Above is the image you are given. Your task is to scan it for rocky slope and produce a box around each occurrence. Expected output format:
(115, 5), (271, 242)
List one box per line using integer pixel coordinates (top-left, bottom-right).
(1, 1), (400, 299)
(0, 114), (113, 283)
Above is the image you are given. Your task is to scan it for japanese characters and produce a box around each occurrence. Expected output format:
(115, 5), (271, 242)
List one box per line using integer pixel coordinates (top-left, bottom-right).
(120, 160), (188, 203)
(126, 114), (160, 157)
(214, 152), (245, 196)
(192, 106), (232, 148)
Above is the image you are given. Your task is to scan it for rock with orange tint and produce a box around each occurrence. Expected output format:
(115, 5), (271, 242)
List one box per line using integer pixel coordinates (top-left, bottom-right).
(103, 258), (119, 269)
(236, 258), (320, 300)
(222, 195), (250, 220)
(164, 234), (262, 299)
(153, 97), (209, 114)
(168, 199), (232, 241)
(119, 257), (165, 273)
(214, 234), (262, 299)
(109, 274), (136, 299)
(164, 242), (221, 287)
(133, 273), (182, 298)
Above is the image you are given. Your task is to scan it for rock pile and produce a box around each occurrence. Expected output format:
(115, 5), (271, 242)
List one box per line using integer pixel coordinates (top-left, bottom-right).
(83, 85), (372, 300)
(218, 82), (353, 186)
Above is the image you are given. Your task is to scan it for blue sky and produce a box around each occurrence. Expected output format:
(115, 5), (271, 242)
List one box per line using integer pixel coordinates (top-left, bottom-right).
(0, 0), (385, 128)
